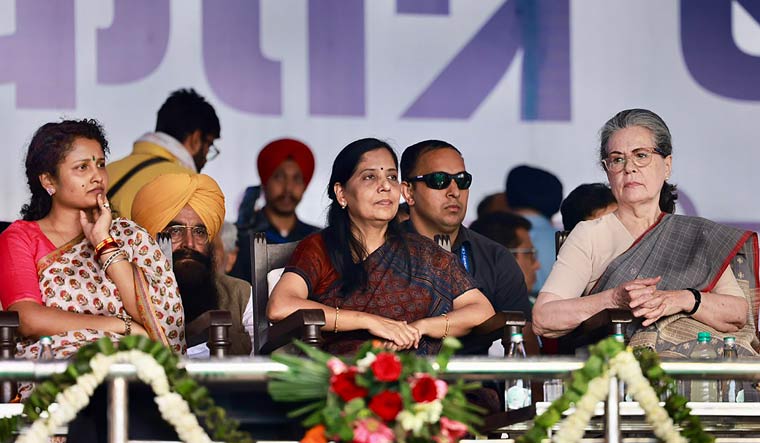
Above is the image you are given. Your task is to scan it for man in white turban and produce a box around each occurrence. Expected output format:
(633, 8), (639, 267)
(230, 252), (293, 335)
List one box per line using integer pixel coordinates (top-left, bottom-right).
(133, 173), (253, 356)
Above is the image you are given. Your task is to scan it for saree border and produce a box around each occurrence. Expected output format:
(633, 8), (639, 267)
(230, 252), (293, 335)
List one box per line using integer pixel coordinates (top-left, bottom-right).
(704, 230), (754, 293)
(35, 235), (85, 277)
(133, 266), (170, 346)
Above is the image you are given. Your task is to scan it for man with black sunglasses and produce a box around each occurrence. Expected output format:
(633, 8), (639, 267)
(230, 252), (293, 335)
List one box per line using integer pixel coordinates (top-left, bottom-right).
(399, 140), (532, 324)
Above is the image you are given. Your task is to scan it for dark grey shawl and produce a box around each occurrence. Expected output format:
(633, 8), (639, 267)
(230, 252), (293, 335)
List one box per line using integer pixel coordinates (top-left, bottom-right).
(590, 214), (759, 357)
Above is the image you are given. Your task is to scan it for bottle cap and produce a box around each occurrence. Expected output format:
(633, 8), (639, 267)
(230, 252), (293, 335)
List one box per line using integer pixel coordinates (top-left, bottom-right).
(724, 336), (736, 344)
(39, 336), (53, 345)
(697, 331), (711, 342)
(510, 333), (523, 341)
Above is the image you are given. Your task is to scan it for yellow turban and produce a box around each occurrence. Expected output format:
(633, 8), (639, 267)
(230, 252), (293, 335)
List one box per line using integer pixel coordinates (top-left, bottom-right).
(132, 173), (226, 240)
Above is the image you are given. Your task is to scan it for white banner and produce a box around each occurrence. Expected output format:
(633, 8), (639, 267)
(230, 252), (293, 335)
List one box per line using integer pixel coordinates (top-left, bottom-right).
(1, 0), (759, 230)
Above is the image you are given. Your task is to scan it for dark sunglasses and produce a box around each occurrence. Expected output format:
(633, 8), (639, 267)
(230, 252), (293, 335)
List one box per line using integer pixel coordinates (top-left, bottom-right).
(408, 171), (472, 190)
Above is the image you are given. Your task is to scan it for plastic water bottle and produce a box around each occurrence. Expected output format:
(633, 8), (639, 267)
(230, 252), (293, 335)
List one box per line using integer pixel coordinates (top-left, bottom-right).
(506, 333), (531, 409)
(690, 332), (718, 402)
(38, 336), (54, 360)
(721, 336), (738, 403)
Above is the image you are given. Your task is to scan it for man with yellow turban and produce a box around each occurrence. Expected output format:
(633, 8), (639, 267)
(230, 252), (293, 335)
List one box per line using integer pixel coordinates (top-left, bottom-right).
(132, 173), (253, 356)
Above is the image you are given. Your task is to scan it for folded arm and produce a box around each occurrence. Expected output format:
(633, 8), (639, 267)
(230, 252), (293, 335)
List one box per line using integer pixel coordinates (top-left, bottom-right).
(532, 290), (616, 338)
(409, 289), (495, 339)
(267, 272), (421, 349)
(7, 300), (145, 339)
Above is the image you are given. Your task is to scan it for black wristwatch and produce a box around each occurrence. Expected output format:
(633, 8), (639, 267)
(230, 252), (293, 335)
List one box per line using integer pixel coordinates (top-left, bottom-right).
(686, 288), (701, 316)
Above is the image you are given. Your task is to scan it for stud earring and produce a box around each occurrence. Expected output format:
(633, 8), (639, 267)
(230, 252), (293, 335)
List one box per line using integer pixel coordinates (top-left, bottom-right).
(46, 188), (55, 196)
(340, 201), (347, 209)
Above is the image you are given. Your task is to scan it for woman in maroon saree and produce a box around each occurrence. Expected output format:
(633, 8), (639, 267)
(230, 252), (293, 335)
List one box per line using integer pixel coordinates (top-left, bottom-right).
(267, 138), (494, 354)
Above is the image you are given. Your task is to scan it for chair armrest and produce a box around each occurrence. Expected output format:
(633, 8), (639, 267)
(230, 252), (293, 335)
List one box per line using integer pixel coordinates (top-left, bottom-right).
(479, 404), (537, 434)
(609, 309), (633, 336)
(458, 311), (527, 355)
(260, 309), (325, 355)
(186, 310), (233, 358)
(0, 311), (19, 402)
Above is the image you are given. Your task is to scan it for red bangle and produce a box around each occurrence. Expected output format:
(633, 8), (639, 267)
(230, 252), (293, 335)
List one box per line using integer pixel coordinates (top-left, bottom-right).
(95, 237), (118, 260)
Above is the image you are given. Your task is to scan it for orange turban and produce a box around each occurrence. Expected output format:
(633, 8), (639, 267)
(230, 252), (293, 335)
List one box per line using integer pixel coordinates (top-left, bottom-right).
(257, 138), (315, 187)
(132, 173), (226, 240)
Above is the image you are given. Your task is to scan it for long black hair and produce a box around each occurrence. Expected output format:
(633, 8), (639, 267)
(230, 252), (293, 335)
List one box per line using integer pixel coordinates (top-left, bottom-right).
(21, 119), (109, 221)
(323, 138), (408, 296)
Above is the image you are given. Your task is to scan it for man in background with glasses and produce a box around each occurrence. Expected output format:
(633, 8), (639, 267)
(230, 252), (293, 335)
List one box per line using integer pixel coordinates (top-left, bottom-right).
(132, 173), (253, 357)
(470, 212), (541, 296)
(106, 88), (221, 218)
(399, 140), (531, 321)
(505, 165), (563, 292)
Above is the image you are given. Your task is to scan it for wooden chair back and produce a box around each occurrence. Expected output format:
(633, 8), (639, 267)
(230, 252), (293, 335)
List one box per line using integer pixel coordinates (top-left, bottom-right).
(250, 232), (301, 355)
(555, 230), (569, 258)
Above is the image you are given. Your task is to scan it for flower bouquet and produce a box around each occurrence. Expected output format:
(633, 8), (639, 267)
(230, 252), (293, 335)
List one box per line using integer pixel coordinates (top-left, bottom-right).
(268, 338), (485, 443)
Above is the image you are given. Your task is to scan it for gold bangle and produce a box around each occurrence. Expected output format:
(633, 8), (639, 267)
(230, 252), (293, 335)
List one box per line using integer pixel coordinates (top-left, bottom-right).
(441, 313), (450, 339)
(334, 306), (340, 333)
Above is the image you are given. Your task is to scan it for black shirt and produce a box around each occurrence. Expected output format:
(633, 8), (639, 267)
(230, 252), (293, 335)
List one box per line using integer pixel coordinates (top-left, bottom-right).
(403, 221), (531, 319)
(230, 209), (321, 283)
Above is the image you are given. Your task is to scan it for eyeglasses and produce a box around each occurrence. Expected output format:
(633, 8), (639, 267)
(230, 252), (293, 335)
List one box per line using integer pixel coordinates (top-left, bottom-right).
(509, 247), (538, 263)
(408, 171), (472, 190)
(207, 143), (220, 162)
(161, 225), (209, 245)
(602, 147), (667, 173)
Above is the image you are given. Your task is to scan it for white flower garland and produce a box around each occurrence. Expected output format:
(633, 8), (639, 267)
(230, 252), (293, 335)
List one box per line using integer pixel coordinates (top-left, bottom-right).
(611, 351), (685, 443)
(552, 372), (610, 443)
(17, 350), (212, 443)
(550, 350), (686, 443)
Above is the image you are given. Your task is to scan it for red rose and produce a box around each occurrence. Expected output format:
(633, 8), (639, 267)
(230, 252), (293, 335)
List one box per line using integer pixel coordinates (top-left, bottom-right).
(369, 390), (403, 421)
(411, 374), (438, 403)
(371, 353), (402, 382)
(330, 368), (368, 402)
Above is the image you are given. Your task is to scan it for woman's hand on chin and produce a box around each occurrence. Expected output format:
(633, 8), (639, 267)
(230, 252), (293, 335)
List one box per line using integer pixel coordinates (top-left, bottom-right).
(80, 193), (113, 245)
(366, 314), (421, 350)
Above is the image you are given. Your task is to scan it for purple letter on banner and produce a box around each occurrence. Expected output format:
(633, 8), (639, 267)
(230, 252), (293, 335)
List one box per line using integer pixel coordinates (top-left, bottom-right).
(203, 0), (281, 114)
(403, 0), (570, 121)
(97, 0), (169, 84)
(681, 0), (760, 100)
(0, 0), (75, 108)
(396, 0), (449, 15)
(309, 0), (365, 116)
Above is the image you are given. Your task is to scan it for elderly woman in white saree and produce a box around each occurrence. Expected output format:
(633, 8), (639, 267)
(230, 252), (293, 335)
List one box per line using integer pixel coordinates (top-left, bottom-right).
(533, 109), (758, 359)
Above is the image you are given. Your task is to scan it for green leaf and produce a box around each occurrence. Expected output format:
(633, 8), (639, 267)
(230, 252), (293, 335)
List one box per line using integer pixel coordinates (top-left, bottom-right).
(95, 337), (116, 355)
(118, 334), (140, 350)
(581, 355), (604, 378)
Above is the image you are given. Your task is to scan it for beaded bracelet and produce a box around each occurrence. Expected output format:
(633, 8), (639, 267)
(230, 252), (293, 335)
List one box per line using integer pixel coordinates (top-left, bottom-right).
(95, 237), (118, 260)
(101, 249), (127, 273)
(104, 255), (129, 273)
(116, 312), (132, 335)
